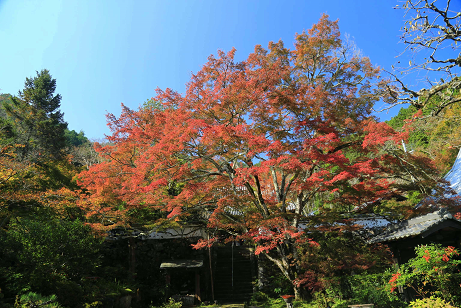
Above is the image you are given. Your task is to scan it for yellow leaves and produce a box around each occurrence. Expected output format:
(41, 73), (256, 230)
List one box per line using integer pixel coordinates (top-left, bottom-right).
(0, 146), (32, 188)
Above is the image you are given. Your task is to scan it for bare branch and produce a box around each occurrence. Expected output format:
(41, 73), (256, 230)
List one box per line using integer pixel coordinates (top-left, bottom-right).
(384, 0), (461, 114)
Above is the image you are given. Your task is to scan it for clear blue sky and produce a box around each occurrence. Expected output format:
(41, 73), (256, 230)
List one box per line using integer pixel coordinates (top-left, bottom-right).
(0, 0), (414, 139)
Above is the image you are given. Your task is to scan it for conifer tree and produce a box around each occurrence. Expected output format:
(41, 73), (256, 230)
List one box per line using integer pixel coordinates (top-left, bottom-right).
(3, 69), (68, 160)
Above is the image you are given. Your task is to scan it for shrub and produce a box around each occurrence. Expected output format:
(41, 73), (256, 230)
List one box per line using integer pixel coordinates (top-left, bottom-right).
(83, 302), (102, 308)
(250, 291), (271, 305)
(301, 291), (347, 308)
(52, 280), (83, 308)
(6, 218), (103, 296)
(163, 298), (182, 308)
(389, 244), (461, 305)
(409, 296), (457, 308)
(300, 271), (405, 308)
(14, 292), (61, 308)
(347, 271), (406, 308)
(149, 298), (182, 308)
(249, 291), (286, 307)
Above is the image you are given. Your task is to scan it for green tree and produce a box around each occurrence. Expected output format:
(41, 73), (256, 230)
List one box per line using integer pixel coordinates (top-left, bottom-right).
(1, 218), (103, 299)
(0, 94), (16, 146)
(386, 87), (461, 175)
(64, 129), (89, 148)
(3, 70), (68, 160)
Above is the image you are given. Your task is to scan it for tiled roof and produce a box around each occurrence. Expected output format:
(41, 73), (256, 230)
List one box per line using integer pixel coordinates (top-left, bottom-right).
(368, 209), (459, 244)
(368, 149), (461, 244)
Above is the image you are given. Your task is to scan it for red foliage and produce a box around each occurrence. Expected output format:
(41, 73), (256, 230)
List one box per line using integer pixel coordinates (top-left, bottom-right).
(442, 246), (458, 262)
(77, 15), (439, 294)
(423, 250), (431, 262)
(389, 273), (401, 292)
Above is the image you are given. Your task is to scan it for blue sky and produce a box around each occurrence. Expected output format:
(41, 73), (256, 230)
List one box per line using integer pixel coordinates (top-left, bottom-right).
(0, 0), (418, 139)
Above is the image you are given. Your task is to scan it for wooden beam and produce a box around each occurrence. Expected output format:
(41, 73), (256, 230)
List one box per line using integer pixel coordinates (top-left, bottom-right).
(195, 270), (201, 302)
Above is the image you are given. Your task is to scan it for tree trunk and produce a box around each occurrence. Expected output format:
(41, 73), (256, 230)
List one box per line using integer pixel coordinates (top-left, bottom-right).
(257, 254), (269, 291)
(263, 244), (303, 300)
(293, 285), (301, 299)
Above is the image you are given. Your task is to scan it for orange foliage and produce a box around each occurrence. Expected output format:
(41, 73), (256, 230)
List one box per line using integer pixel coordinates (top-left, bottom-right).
(77, 15), (442, 293)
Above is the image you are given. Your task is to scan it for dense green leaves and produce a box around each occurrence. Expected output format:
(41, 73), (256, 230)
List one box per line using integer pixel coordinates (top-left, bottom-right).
(2, 70), (67, 161)
(15, 292), (62, 308)
(64, 129), (89, 148)
(390, 244), (461, 306)
(386, 87), (461, 175)
(0, 71), (106, 306)
(1, 218), (102, 296)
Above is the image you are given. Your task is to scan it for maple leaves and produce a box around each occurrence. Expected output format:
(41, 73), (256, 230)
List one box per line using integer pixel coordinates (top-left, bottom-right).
(77, 15), (446, 297)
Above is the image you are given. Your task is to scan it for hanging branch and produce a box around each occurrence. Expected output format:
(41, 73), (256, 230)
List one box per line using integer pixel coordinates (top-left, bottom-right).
(382, 0), (461, 114)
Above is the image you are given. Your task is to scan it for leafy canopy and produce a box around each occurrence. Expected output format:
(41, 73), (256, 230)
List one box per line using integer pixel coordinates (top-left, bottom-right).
(78, 15), (443, 296)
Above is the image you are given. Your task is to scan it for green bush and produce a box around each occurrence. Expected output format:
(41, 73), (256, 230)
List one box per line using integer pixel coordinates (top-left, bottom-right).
(83, 301), (102, 308)
(80, 277), (137, 305)
(249, 291), (286, 307)
(163, 298), (182, 308)
(52, 280), (83, 308)
(14, 292), (61, 308)
(1, 219), (102, 304)
(148, 297), (182, 308)
(409, 296), (457, 308)
(390, 244), (461, 305)
(250, 291), (271, 305)
(347, 271), (406, 308)
(298, 291), (347, 308)
(300, 271), (405, 308)
(5, 218), (103, 296)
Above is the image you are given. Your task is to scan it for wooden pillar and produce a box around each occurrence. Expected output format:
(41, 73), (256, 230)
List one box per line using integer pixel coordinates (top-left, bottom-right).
(165, 270), (171, 299)
(393, 246), (410, 302)
(195, 270), (201, 302)
(128, 237), (137, 280)
(208, 243), (215, 302)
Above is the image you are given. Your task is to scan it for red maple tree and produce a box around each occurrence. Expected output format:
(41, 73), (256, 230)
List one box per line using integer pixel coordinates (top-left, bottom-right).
(78, 15), (442, 297)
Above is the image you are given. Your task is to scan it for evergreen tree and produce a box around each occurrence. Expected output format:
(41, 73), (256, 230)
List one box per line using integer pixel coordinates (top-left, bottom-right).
(64, 129), (89, 148)
(0, 94), (16, 146)
(3, 70), (68, 160)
